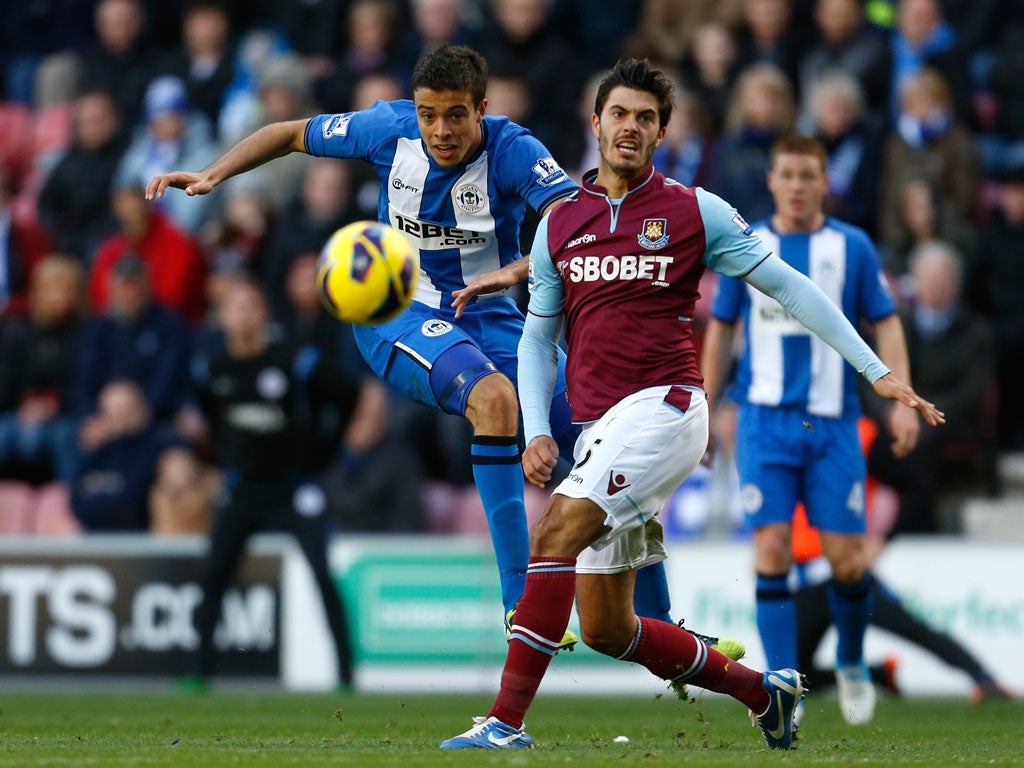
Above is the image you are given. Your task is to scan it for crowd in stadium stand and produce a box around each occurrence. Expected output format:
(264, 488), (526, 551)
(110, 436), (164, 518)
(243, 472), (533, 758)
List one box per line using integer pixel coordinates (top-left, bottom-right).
(0, 0), (1022, 538)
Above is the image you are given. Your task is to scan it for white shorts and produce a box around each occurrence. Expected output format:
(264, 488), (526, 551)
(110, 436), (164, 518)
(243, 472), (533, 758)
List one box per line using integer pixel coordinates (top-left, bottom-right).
(554, 385), (709, 574)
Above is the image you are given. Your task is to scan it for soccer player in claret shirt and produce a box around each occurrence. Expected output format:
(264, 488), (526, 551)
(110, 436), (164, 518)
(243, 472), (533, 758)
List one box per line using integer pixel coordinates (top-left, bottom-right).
(701, 135), (924, 725)
(146, 45), (733, 652)
(440, 59), (944, 751)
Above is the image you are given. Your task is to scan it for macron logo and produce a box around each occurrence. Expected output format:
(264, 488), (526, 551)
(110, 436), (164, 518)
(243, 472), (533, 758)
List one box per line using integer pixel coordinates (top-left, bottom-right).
(566, 233), (596, 249)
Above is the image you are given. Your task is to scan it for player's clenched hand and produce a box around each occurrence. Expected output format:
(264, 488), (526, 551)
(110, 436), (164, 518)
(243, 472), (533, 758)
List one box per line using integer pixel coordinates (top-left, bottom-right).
(872, 373), (945, 427)
(450, 263), (523, 318)
(522, 435), (559, 488)
(887, 401), (921, 458)
(145, 171), (214, 200)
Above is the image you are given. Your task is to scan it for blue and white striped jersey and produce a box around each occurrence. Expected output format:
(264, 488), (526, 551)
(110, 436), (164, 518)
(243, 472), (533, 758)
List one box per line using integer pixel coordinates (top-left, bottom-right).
(710, 217), (896, 419)
(304, 100), (577, 309)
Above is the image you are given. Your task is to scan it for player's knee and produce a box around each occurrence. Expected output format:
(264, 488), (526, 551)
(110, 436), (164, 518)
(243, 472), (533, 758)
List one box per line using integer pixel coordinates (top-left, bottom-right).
(465, 373), (518, 435)
(755, 525), (792, 572)
(830, 554), (866, 584)
(579, 621), (634, 657)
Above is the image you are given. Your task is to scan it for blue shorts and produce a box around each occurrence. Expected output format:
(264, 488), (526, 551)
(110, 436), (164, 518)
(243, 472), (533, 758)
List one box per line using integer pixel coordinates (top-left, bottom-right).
(353, 296), (569, 415)
(735, 404), (867, 534)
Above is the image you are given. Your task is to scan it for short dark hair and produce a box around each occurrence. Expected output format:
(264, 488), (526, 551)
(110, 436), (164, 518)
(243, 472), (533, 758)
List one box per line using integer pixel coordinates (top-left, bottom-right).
(594, 58), (674, 128)
(770, 134), (828, 172)
(411, 45), (488, 106)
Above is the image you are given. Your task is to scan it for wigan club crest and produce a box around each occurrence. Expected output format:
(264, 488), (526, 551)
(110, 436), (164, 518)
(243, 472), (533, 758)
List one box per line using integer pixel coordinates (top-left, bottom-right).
(637, 217), (670, 250)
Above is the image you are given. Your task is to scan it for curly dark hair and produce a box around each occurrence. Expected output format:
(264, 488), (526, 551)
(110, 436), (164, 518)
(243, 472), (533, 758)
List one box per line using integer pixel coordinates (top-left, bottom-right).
(411, 45), (488, 106)
(594, 58), (674, 128)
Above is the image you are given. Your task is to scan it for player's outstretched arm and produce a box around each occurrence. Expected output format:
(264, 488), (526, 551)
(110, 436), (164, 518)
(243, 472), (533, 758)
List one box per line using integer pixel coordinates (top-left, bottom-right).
(146, 119), (311, 200)
(871, 373), (945, 427)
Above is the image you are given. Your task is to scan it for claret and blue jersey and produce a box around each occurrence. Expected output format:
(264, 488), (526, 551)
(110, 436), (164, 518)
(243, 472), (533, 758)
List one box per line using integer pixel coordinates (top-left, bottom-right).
(304, 100), (577, 311)
(711, 217), (896, 421)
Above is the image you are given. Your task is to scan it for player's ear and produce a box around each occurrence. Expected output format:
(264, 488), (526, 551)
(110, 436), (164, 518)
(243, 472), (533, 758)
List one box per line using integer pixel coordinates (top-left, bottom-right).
(477, 98), (487, 120)
(655, 126), (667, 147)
(591, 112), (600, 138)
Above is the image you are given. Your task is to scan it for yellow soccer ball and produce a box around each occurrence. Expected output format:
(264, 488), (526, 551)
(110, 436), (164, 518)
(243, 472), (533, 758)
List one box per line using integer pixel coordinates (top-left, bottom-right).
(316, 221), (419, 325)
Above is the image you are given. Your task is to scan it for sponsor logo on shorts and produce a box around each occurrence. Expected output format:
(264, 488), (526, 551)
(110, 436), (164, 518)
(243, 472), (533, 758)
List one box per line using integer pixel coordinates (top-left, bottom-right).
(421, 319), (454, 337)
(741, 483), (764, 513)
(454, 183), (485, 214)
(607, 471), (630, 495)
(322, 113), (352, 139)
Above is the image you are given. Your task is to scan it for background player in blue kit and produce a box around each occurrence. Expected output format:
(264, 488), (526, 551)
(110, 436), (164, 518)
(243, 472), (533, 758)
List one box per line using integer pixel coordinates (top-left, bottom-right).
(701, 135), (924, 726)
(145, 45), (723, 651)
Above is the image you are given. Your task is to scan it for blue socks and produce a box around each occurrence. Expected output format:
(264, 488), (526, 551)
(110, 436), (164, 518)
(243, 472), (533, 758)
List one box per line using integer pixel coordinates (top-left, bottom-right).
(471, 436), (529, 613)
(829, 571), (875, 667)
(633, 561), (674, 623)
(756, 572), (797, 670)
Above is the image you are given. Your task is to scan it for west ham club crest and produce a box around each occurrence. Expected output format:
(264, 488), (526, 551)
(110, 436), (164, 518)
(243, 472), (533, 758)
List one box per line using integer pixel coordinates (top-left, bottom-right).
(638, 217), (670, 250)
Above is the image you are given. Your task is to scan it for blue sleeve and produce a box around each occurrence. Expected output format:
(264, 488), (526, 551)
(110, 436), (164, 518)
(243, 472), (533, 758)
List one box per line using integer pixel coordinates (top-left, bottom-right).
(710, 273), (746, 324)
(303, 100), (405, 161)
(496, 125), (578, 214)
(849, 227), (897, 322)
(524, 215), (565, 317)
(696, 187), (773, 277)
(518, 213), (565, 442)
(744, 255), (891, 382)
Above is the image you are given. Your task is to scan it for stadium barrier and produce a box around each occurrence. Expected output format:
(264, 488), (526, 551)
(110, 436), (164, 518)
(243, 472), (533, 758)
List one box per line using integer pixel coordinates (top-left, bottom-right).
(2, 535), (1020, 698)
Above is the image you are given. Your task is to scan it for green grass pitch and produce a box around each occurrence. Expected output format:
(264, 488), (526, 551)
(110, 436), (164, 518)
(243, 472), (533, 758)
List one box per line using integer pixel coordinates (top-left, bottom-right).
(0, 689), (1020, 767)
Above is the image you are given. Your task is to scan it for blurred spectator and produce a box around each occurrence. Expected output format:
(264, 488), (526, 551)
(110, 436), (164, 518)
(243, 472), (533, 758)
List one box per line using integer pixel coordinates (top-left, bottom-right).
(398, 0), (477, 80)
(351, 72), (405, 111)
(159, 0), (237, 132)
(201, 184), (275, 296)
(622, 0), (744, 68)
(546, 0), (640, 70)
(220, 54), (316, 209)
(277, 0), (345, 77)
(798, 0), (892, 124)
(77, 255), (193, 424)
(804, 72), (885, 237)
(263, 158), (360, 318)
(471, 0), (583, 162)
(72, 379), (184, 531)
(880, 68), (980, 250)
(879, 174), (975, 279)
(734, 0), (804, 86)
(149, 445), (218, 534)
(0, 164), (51, 317)
(90, 180), (207, 324)
(0, 255), (86, 483)
(977, 24), (1024, 177)
(279, 252), (340, 355)
(116, 76), (220, 234)
(0, 0), (97, 106)
(683, 22), (741, 137)
(651, 85), (716, 189)
(316, 0), (405, 113)
(7, 53), (81, 230)
(37, 88), (125, 262)
(966, 165), (1024, 450)
(866, 240), (995, 534)
(78, 0), (155, 129)
(710, 63), (796, 223)
(889, 0), (971, 124)
(215, 26), (293, 147)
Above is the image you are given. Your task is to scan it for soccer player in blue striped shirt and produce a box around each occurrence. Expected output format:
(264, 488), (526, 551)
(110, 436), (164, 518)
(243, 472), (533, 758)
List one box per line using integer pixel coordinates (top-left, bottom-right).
(702, 134), (926, 725)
